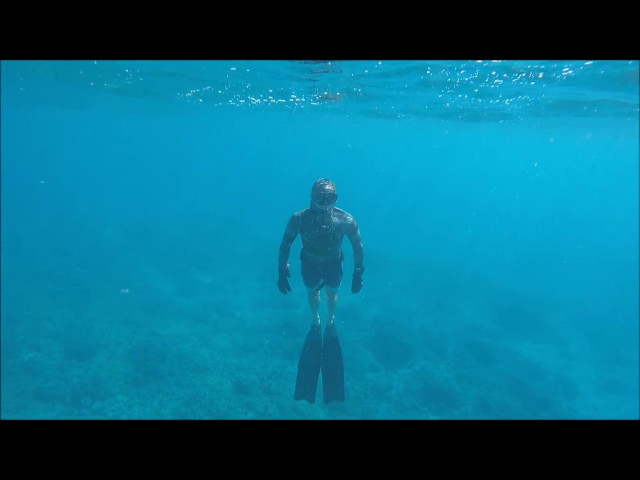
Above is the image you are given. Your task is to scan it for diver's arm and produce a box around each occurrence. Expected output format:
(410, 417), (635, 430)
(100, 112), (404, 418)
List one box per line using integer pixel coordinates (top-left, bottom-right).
(278, 214), (300, 272)
(346, 218), (364, 273)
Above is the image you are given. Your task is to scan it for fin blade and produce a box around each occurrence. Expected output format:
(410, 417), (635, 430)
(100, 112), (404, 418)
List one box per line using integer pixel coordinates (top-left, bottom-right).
(322, 324), (345, 404)
(294, 325), (323, 403)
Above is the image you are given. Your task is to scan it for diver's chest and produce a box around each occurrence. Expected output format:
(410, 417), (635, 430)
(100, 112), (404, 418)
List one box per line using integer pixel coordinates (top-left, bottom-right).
(301, 218), (342, 242)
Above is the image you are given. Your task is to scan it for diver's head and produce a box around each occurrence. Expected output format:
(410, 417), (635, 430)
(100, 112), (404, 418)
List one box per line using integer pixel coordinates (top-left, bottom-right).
(310, 178), (338, 211)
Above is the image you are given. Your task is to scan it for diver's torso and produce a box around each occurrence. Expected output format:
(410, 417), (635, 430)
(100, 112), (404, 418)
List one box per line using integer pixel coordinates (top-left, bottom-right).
(299, 207), (352, 261)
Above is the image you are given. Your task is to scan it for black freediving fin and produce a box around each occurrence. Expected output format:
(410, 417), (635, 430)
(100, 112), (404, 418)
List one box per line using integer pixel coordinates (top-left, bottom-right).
(322, 323), (345, 404)
(294, 323), (323, 403)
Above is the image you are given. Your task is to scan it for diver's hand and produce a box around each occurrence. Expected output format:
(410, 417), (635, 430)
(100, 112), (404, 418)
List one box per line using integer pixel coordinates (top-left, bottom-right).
(351, 266), (364, 293)
(278, 264), (292, 294)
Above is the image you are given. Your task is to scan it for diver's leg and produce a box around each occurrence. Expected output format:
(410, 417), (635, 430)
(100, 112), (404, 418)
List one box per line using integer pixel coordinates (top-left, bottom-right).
(295, 287), (322, 404)
(325, 286), (338, 326)
(324, 256), (343, 326)
(321, 284), (344, 403)
(308, 288), (321, 326)
(301, 257), (322, 327)
(295, 256), (323, 403)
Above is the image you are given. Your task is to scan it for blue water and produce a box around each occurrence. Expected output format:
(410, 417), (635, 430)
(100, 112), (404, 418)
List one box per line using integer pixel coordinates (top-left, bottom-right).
(1, 60), (638, 419)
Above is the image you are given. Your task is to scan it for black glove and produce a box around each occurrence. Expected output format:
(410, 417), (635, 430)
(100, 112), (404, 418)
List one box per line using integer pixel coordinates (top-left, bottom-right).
(278, 264), (292, 294)
(351, 266), (364, 293)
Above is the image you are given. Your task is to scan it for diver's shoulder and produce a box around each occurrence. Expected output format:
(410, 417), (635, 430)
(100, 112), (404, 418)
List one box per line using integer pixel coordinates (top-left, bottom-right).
(333, 207), (356, 222)
(292, 209), (313, 223)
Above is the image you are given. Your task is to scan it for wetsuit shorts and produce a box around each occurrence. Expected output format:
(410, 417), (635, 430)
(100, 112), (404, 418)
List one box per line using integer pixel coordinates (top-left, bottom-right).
(300, 251), (344, 289)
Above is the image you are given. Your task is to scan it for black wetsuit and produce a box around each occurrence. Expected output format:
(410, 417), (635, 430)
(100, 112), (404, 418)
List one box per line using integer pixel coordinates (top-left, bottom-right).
(278, 205), (364, 289)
